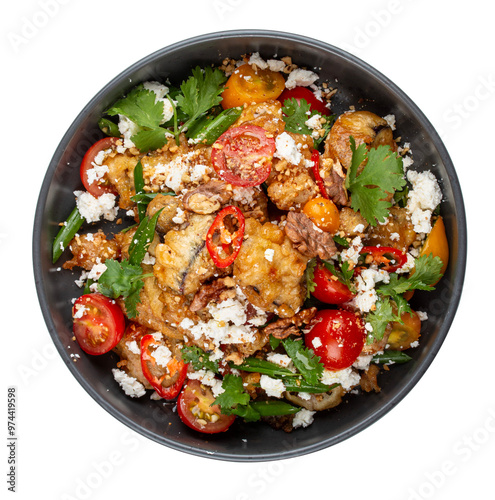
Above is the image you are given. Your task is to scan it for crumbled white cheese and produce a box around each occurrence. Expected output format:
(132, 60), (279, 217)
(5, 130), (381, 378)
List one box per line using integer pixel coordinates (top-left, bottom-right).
(152, 345), (172, 368)
(353, 354), (374, 371)
(264, 248), (274, 262)
(297, 392), (311, 401)
(112, 369), (146, 398)
(187, 369), (225, 397)
(383, 114), (396, 130)
(320, 367), (360, 391)
(73, 304), (88, 319)
(172, 207), (185, 224)
(74, 191), (118, 223)
(267, 59), (285, 72)
(406, 170), (442, 234)
(285, 68), (319, 89)
(85, 163), (109, 186)
(274, 132), (302, 165)
(87, 262), (107, 281)
(143, 81), (173, 123)
(248, 52), (268, 69)
(126, 340), (140, 355)
(232, 186), (256, 206)
(340, 236), (363, 265)
(417, 311), (428, 321)
(266, 353), (292, 369)
(305, 114), (322, 130)
(389, 232), (400, 241)
(352, 268), (390, 313)
(353, 223), (365, 233)
(410, 341), (419, 348)
(396, 252), (416, 274)
(142, 252), (156, 265)
(259, 375), (285, 398)
(189, 163), (209, 182)
(293, 408), (316, 428)
(311, 337), (323, 349)
(118, 115), (140, 148)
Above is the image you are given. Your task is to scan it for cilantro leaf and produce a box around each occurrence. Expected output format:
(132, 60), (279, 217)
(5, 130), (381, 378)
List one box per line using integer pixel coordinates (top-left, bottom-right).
(131, 128), (168, 153)
(176, 66), (227, 132)
(345, 137), (406, 226)
(305, 258), (317, 298)
(106, 87), (164, 129)
(378, 254), (444, 298)
(181, 346), (220, 374)
(282, 97), (314, 135)
(366, 298), (398, 344)
(97, 259), (149, 319)
(214, 374), (250, 412)
(322, 259), (355, 293)
(282, 338), (324, 386)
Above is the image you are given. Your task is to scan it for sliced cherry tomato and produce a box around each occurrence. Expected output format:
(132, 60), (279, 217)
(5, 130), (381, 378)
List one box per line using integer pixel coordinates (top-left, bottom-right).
(303, 197), (340, 234)
(310, 150), (329, 199)
(178, 380), (235, 434)
(206, 206), (245, 268)
(80, 137), (119, 197)
(221, 64), (285, 109)
(72, 293), (125, 355)
(420, 216), (449, 280)
(360, 246), (407, 273)
(278, 86), (330, 116)
(305, 309), (365, 371)
(388, 310), (421, 351)
(140, 334), (188, 400)
(312, 264), (354, 304)
(211, 125), (276, 187)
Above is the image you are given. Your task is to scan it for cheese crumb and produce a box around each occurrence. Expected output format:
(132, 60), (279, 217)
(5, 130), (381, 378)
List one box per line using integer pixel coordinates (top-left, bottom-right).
(274, 132), (302, 165)
(285, 69), (319, 89)
(264, 248), (274, 262)
(293, 408), (316, 428)
(112, 369), (146, 398)
(259, 375), (286, 398)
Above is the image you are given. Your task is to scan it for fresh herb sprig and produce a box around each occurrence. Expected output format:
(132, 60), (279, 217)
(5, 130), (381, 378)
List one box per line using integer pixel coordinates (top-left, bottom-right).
(97, 208), (163, 318)
(345, 137), (406, 226)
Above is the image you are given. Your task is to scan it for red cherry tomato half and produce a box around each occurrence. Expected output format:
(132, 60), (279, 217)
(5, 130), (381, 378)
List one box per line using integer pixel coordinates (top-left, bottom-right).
(206, 205), (245, 268)
(178, 380), (235, 434)
(140, 334), (188, 400)
(72, 293), (125, 355)
(305, 309), (365, 371)
(312, 264), (355, 304)
(278, 86), (330, 116)
(360, 246), (407, 273)
(80, 137), (119, 197)
(210, 125), (276, 187)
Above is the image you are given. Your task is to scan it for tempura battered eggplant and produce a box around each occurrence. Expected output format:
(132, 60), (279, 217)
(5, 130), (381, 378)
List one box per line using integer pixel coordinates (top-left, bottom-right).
(325, 110), (396, 169)
(153, 214), (223, 296)
(233, 218), (308, 318)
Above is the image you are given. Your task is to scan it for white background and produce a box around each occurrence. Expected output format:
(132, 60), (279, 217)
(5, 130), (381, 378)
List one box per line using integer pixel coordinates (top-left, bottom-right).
(2, 1), (492, 499)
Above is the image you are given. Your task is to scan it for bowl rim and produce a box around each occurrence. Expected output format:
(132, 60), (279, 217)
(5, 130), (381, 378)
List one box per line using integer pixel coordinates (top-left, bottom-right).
(33, 29), (467, 461)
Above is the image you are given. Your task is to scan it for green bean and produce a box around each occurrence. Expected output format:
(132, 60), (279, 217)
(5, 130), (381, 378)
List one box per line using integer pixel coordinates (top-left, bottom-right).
(249, 400), (301, 417)
(282, 379), (338, 394)
(133, 161), (147, 222)
(98, 118), (120, 137)
(372, 350), (412, 365)
(128, 208), (163, 266)
(52, 206), (84, 263)
(188, 107), (243, 145)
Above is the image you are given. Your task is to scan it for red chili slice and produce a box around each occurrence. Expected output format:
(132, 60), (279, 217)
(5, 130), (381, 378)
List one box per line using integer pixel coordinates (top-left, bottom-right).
(210, 125), (275, 187)
(311, 149), (329, 199)
(206, 206), (245, 268)
(140, 334), (188, 400)
(360, 246), (407, 273)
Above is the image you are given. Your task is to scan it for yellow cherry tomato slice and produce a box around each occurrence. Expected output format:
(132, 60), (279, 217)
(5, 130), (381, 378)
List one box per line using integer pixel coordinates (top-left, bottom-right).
(303, 197), (340, 234)
(420, 216), (449, 280)
(221, 64), (286, 109)
(388, 310), (422, 351)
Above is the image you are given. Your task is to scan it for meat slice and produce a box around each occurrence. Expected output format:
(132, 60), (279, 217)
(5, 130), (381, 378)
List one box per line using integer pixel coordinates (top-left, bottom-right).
(63, 230), (119, 270)
(263, 307), (317, 339)
(284, 212), (337, 260)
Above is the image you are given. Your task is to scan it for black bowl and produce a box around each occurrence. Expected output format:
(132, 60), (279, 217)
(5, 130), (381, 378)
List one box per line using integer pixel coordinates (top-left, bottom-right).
(33, 30), (466, 461)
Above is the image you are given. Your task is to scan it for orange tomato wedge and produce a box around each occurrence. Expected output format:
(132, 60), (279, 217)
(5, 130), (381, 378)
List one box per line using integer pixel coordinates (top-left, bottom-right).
(420, 216), (449, 281)
(221, 64), (285, 109)
(303, 197), (340, 234)
(388, 310), (422, 351)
